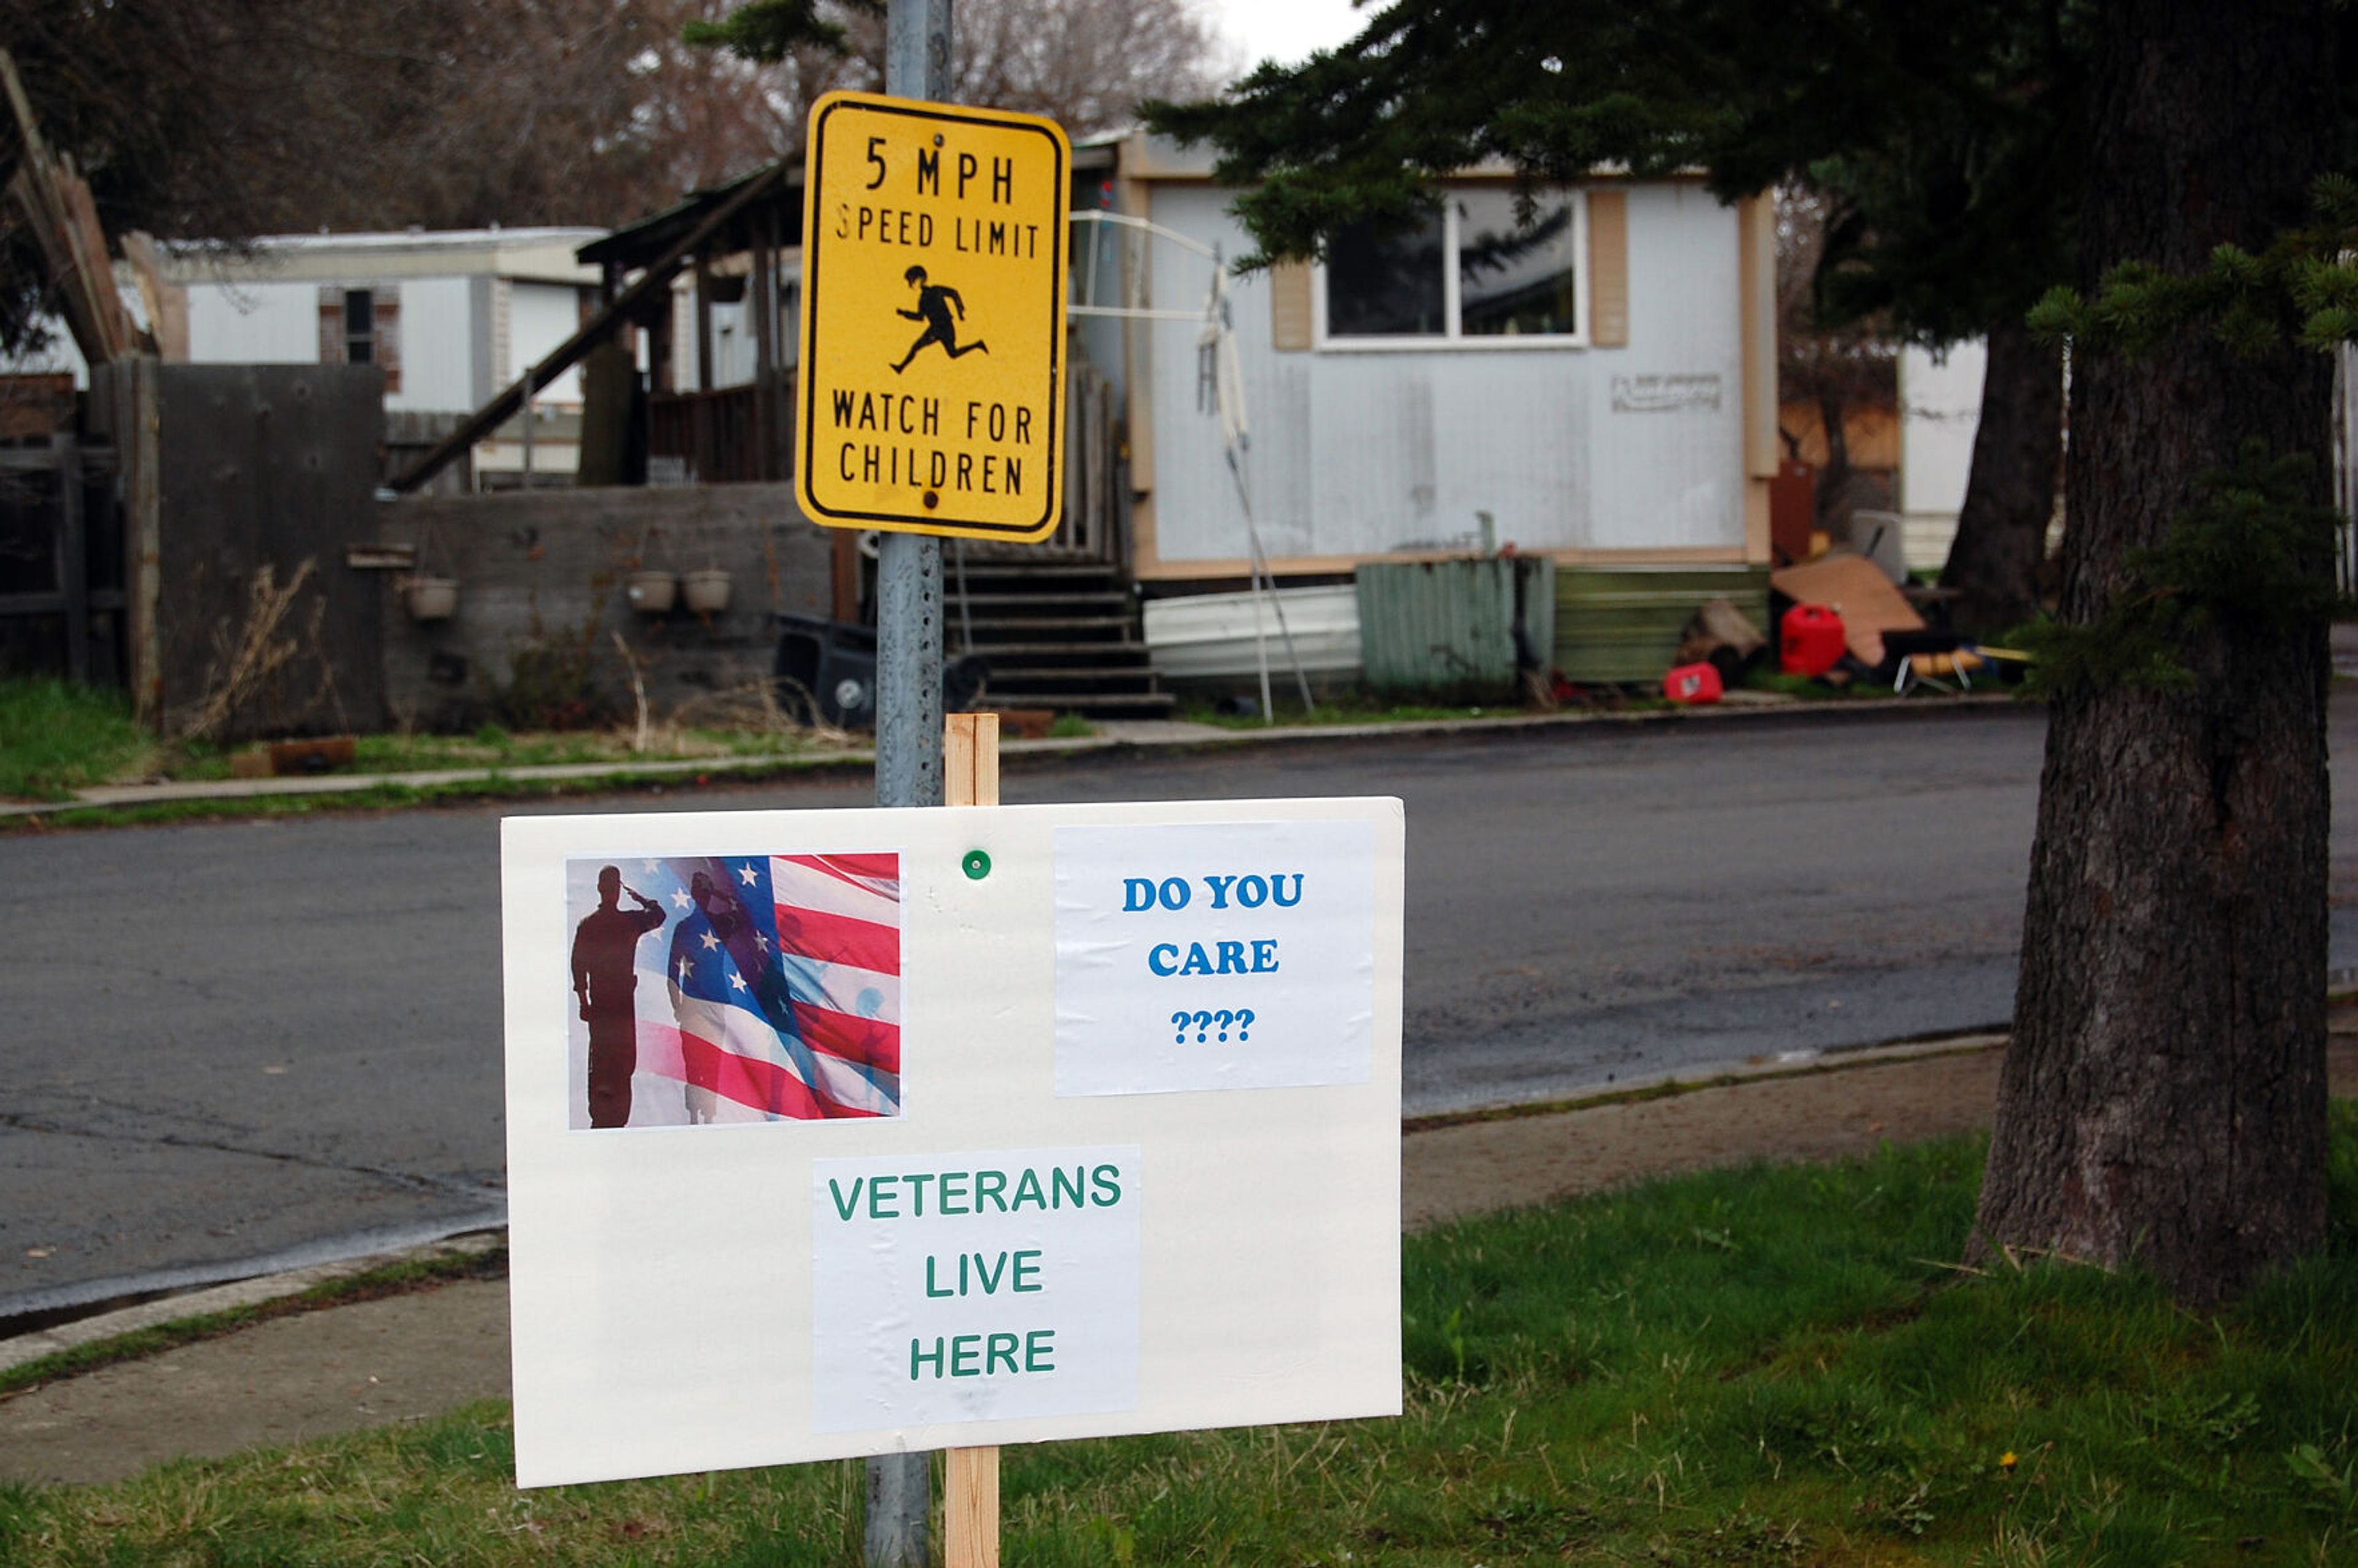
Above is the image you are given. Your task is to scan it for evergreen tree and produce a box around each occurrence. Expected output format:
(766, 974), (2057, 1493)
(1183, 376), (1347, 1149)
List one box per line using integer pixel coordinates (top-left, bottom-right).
(1153, 0), (2347, 1302)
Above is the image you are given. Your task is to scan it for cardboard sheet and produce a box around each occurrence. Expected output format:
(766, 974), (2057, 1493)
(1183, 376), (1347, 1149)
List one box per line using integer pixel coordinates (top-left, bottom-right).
(1770, 551), (1926, 666)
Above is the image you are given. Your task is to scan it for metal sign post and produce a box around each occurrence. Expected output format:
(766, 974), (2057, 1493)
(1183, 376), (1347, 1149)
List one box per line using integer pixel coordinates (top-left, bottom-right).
(873, 0), (954, 819)
(791, 2), (1069, 1554)
(870, 16), (948, 1568)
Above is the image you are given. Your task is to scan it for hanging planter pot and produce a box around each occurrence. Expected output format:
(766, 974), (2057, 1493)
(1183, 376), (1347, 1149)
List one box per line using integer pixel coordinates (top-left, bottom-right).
(681, 567), (734, 615)
(626, 570), (679, 615)
(403, 575), (459, 623)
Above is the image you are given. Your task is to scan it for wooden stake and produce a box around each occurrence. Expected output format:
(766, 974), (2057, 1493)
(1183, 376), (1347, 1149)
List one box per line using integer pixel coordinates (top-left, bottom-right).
(944, 1444), (1000, 1568)
(942, 710), (1001, 1568)
(944, 711), (1000, 809)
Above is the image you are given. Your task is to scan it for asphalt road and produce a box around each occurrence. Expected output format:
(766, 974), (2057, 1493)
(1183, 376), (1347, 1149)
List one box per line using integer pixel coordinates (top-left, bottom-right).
(9, 701), (2358, 1319)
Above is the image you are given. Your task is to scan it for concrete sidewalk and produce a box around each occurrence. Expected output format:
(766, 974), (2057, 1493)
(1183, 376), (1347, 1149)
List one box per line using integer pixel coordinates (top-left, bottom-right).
(10, 1030), (2343, 1489)
(0, 694), (2008, 821)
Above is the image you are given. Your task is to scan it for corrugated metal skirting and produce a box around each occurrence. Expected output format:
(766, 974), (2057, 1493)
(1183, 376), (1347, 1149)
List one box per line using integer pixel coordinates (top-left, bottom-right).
(1554, 565), (1772, 683)
(1356, 557), (1556, 701)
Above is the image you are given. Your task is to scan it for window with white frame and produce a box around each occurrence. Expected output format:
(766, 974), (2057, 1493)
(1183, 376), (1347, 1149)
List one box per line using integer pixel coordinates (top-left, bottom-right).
(1321, 186), (1587, 346)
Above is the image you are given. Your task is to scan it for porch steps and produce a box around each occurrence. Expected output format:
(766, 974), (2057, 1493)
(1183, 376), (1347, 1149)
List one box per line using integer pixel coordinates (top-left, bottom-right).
(946, 558), (1175, 719)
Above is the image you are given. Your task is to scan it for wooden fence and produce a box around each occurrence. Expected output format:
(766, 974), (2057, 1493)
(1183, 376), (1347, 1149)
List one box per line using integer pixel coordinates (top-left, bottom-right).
(650, 374), (793, 485)
(0, 436), (126, 686)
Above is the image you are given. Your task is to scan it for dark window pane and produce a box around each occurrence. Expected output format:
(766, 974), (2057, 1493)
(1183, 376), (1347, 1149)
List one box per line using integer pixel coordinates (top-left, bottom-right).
(1457, 190), (1579, 337)
(344, 289), (374, 363)
(1326, 211), (1445, 337)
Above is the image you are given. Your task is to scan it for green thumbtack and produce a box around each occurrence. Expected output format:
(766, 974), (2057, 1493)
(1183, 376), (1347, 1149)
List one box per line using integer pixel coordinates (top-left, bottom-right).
(962, 848), (992, 880)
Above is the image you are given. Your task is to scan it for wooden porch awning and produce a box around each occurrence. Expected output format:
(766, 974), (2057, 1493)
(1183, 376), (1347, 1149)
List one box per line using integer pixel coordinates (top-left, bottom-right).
(577, 163), (803, 273)
(386, 163), (798, 494)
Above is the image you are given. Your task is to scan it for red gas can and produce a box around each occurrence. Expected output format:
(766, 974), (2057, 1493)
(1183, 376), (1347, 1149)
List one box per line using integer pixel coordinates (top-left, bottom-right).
(1663, 662), (1724, 705)
(1781, 603), (1847, 677)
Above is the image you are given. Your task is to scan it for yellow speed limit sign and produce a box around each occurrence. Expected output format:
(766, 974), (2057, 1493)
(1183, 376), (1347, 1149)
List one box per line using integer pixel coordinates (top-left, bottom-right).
(796, 91), (1070, 543)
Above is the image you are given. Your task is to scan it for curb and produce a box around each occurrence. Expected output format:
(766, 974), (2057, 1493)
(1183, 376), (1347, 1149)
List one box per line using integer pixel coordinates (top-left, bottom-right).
(0, 1232), (504, 1379)
(1401, 1030), (2011, 1134)
(0, 1030), (2016, 1378)
(0, 694), (2029, 824)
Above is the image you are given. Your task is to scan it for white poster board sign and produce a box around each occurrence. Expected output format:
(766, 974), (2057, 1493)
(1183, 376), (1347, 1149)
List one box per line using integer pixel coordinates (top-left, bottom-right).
(502, 797), (1403, 1487)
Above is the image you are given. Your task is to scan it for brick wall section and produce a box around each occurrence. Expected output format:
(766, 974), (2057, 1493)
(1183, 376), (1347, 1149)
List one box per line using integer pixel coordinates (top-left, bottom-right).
(376, 484), (835, 731)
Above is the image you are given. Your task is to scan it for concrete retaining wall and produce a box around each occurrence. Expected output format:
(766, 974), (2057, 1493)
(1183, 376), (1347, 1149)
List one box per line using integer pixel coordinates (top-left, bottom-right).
(375, 484), (835, 731)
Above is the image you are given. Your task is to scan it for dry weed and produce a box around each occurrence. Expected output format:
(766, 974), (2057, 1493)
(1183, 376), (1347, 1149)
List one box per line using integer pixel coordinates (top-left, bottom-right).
(177, 558), (333, 742)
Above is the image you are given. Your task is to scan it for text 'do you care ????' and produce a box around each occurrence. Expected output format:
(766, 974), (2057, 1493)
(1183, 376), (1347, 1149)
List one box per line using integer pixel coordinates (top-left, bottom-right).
(1053, 820), (1379, 1095)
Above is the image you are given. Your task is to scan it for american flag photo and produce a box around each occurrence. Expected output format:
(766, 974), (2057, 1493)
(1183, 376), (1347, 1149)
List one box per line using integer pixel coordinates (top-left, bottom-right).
(564, 852), (902, 1129)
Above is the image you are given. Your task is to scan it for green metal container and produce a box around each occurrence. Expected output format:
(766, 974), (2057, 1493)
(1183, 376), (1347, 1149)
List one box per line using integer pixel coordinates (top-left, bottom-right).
(1355, 558), (1557, 701)
(1554, 565), (1772, 685)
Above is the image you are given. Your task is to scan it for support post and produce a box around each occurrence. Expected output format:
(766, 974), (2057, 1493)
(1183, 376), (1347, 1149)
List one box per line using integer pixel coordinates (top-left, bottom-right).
(945, 1445), (1002, 1568)
(695, 254), (715, 393)
(942, 711), (1001, 1568)
(521, 367), (535, 487)
(873, 532), (944, 809)
(55, 432), (85, 682)
(867, 9), (955, 1562)
(752, 210), (778, 481)
(944, 712), (998, 809)
(118, 358), (161, 729)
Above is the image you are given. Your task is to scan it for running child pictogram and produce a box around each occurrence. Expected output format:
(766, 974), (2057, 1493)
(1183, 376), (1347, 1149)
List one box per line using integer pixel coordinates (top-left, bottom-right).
(891, 265), (990, 374)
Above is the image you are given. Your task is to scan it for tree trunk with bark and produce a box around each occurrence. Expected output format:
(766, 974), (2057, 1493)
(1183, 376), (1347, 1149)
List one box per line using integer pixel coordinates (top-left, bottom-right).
(1973, 0), (2336, 1305)
(1814, 384), (1853, 529)
(1938, 320), (2064, 633)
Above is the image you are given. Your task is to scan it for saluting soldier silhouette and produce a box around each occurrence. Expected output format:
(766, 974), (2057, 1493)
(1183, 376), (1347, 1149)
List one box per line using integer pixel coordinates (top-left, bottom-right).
(570, 865), (666, 1128)
(890, 265), (988, 374)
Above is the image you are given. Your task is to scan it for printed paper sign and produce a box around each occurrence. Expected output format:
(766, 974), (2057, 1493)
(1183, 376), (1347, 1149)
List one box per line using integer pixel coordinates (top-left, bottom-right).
(563, 853), (903, 1129)
(1054, 820), (1377, 1095)
(812, 1146), (1140, 1432)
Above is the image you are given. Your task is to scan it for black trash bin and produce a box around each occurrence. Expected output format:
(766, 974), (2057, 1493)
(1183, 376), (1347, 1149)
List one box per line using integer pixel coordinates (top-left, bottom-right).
(774, 613), (879, 728)
(774, 613), (990, 729)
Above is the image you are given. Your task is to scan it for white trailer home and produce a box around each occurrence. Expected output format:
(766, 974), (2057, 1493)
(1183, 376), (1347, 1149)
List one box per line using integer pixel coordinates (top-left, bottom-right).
(4, 228), (609, 485)
(1083, 134), (1780, 583)
(166, 228), (608, 485)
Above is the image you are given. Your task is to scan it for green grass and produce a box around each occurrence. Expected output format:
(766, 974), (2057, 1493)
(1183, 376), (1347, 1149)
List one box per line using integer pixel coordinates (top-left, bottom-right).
(0, 670), (844, 801)
(7, 1112), (2355, 1564)
(0, 752), (877, 835)
(0, 679), (155, 801)
(163, 724), (823, 783)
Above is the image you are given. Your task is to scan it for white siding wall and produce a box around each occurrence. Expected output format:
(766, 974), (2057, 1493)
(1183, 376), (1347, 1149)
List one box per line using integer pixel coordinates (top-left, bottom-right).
(185, 281), (321, 363)
(1898, 340), (1988, 569)
(1589, 184), (1745, 548)
(1899, 341), (1985, 516)
(706, 300), (757, 389)
(1142, 182), (1745, 564)
(507, 280), (585, 404)
(390, 276), (475, 413)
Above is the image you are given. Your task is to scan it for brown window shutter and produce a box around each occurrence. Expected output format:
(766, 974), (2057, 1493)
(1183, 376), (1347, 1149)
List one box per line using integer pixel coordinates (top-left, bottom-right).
(1269, 260), (1313, 351)
(374, 293), (402, 394)
(318, 287), (345, 364)
(1587, 188), (1629, 347)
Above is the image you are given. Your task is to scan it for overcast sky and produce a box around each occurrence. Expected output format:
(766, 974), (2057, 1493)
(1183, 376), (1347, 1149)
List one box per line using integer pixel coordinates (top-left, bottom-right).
(1211, 0), (1366, 76)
